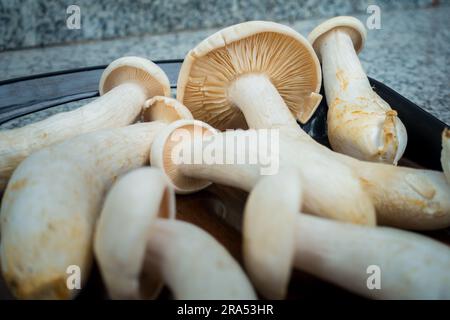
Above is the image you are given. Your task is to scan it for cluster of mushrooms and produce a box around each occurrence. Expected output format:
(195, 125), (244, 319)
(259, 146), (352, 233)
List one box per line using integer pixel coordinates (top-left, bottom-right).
(0, 17), (449, 300)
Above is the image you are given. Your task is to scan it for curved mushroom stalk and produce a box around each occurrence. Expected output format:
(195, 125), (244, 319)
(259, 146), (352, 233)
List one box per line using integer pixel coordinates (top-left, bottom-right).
(244, 172), (450, 299)
(94, 168), (176, 299)
(308, 16), (407, 164)
(151, 119), (376, 226)
(243, 168), (302, 299)
(176, 23), (450, 230)
(0, 97), (193, 299)
(0, 56), (170, 190)
(442, 128), (450, 184)
(145, 219), (256, 299)
(94, 168), (256, 300)
(0, 123), (164, 299)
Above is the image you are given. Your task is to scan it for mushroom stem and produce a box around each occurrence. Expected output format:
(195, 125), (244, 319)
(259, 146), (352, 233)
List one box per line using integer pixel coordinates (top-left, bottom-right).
(320, 29), (372, 100)
(0, 83), (146, 190)
(293, 214), (450, 299)
(94, 167), (255, 300)
(0, 122), (165, 299)
(228, 74), (300, 130)
(152, 120), (376, 225)
(244, 171), (450, 299)
(144, 219), (256, 299)
(0, 56), (170, 191)
(317, 27), (407, 164)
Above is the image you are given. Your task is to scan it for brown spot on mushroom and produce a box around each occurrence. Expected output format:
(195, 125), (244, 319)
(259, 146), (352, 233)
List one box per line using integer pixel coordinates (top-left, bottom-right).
(9, 178), (28, 191)
(335, 68), (349, 91)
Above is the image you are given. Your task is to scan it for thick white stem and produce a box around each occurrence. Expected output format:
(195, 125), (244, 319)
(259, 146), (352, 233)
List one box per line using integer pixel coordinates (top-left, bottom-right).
(0, 82), (147, 190)
(227, 74), (300, 131)
(320, 29), (372, 101)
(294, 214), (450, 299)
(144, 219), (256, 299)
(178, 130), (262, 191)
(320, 29), (407, 164)
(0, 122), (165, 299)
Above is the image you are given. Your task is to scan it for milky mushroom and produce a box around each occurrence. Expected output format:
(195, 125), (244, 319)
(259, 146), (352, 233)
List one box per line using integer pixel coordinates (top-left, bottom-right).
(308, 16), (407, 164)
(94, 168), (256, 300)
(0, 56), (170, 190)
(175, 25), (450, 230)
(0, 97), (192, 299)
(244, 171), (450, 299)
(177, 21), (322, 131)
(442, 128), (450, 184)
(152, 118), (450, 230)
(151, 119), (376, 225)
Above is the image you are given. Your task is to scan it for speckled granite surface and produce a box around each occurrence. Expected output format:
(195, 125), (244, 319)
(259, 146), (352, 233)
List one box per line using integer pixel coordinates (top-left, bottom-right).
(0, 6), (449, 129)
(0, 0), (438, 51)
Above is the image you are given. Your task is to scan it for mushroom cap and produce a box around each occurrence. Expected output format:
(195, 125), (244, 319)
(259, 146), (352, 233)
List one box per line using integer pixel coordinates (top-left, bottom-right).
(99, 56), (171, 97)
(94, 167), (175, 299)
(177, 21), (322, 129)
(142, 96), (193, 123)
(308, 16), (367, 60)
(150, 119), (217, 194)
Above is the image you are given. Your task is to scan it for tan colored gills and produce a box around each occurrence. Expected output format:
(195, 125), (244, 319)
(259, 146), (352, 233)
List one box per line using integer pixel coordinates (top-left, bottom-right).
(244, 171), (450, 299)
(0, 97), (192, 299)
(0, 56), (170, 190)
(95, 168), (256, 300)
(172, 21), (450, 230)
(308, 16), (407, 164)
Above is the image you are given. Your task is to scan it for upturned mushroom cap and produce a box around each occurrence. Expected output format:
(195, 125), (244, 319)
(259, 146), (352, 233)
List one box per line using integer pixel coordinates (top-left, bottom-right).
(177, 21), (322, 129)
(99, 56), (171, 97)
(94, 168), (175, 299)
(141, 96), (193, 123)
(308, 16), (367, 60)
(442, 128), (450, 184)
(150, 119), (217, 194)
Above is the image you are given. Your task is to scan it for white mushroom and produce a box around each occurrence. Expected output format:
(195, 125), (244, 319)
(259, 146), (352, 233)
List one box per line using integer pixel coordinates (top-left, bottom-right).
(152, 119), (450, 229)
(308, 16), (407, 164)
(0, 56), (170, 190)
(244, 170), (450, 299)
(175, 23), (450, 230)
(0, 97), (192, 299)
(151, 119), (376, 226)
(94, 168), (256, 300)
(177, 21), (323, 131)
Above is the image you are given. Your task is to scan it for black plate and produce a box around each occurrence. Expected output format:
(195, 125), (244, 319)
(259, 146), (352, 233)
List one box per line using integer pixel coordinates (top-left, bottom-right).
(0, 60), (448, 300)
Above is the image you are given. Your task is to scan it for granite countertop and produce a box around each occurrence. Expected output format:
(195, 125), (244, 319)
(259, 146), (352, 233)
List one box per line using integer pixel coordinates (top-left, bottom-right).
(0, 6), (449, 129)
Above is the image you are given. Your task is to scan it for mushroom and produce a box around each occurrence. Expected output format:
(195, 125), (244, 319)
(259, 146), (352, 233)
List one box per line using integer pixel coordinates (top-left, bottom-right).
(442, 128), (450, 184)
(94, 168), (256, 300)
(177, 21), (323, 131)
(0, 97), (192, 299)
(151, 119), (376, 225)
(175, 22), (450, 230)
(0, 56), (170, 190)
(308, 16), (407, 164)
(243, 170), (450, 299)
(152, 118), (450, 229)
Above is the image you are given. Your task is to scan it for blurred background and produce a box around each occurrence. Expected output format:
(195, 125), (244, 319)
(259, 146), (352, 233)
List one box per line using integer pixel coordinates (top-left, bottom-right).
(0, 0), (449, 125)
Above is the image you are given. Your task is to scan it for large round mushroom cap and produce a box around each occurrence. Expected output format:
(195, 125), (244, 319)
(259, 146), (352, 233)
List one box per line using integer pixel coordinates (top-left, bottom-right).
(177, 21), (322, 130)
(99, 56), (171, 97)
(308, 16), (367, 60)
